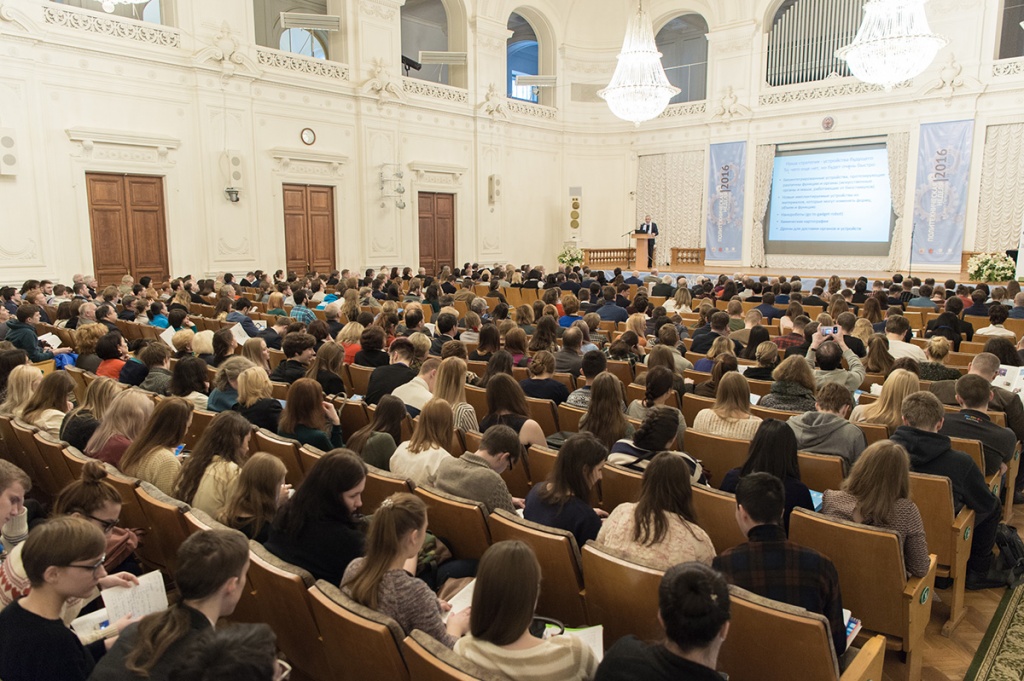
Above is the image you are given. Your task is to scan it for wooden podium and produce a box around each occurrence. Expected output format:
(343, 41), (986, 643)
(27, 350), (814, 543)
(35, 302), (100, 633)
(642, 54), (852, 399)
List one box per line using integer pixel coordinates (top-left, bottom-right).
(631, 233), (655, 267)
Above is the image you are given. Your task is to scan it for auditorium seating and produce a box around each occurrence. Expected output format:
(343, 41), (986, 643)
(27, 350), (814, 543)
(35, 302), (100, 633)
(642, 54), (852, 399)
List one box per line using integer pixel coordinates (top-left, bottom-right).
(464, 385), (489, 420)
(135, 481), (191, 577)
(11, 420), (61, 498)
(253, 428), (306, 487)
(681, 393), (715, 429)
(402, 630), (509, 681)
(348, 365), (374, 397)
(33, 431), (75, 492)
(556, 403), (586, 433)
(525, 397), (559, 436)
(750, 404), (797, 421)
(796, 452), (846, 492)
(684, 431), (751, 488)
(599, 463), (642, 512)
(948, 437), (1001, 493)
(414, 486), (492, 561)
(526, 444), (558, 486)
(182, 408), (215, 450)
(581, 541), (663, 646)
(336, 398), (370, 441)
(363, 465), (415, 514)
(691, 484), (748, 554)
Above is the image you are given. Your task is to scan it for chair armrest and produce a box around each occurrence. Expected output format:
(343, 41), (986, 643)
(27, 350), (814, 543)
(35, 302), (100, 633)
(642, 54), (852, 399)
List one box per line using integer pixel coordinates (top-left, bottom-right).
(840, 634), (886, 681)
(952, 507), (975, 535)
(903, 554), (937, 600)
(902, 554), (937, 651)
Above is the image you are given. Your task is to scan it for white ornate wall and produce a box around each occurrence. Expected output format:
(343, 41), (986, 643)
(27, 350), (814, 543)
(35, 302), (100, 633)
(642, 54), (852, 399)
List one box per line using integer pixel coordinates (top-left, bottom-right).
(0, 0), (1020, 283)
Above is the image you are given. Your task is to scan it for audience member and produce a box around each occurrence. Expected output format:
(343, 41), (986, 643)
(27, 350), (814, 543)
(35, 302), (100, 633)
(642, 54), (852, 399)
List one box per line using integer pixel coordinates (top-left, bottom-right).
(269, 332), (316, 384)
(346, 395), (405, 470)
(788, 382), (866, 471)
(167, 623), (280, 681)
(478, 373), (546, 448)
(218, 453), (289, 543)
(805, 329), (864, 391)
(567, 351), (607, 408)
(939, 374), (1016, 476)
(174, 411), (252, 516)
(21, 370), (74, 438)
(434, 424), (523, 514)
(433, 356), (479, 432)
(391, 355), (439, 415)
(169, 356), (209, 410)
(520, 350), (570, 405)
(389, 399), (453, 485)
(118, 397), (193, 495)
(758, 354), (817, 412)
(277, 378), (343, 450)
(692, 372), (762, 440)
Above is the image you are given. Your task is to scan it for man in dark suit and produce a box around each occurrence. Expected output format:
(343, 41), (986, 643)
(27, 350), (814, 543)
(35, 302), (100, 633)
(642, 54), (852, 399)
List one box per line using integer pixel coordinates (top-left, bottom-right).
(690, 311), (743, 354)
(429, 313), (459, 355)
(259, 317), (290, 351)
(925, 297), (974, 342)
(637, 214), (659, 268)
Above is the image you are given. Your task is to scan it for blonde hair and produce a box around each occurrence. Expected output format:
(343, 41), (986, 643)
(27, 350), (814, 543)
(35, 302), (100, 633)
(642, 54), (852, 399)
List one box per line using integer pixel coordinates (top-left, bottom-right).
(841, 440), (910, 525)
(407, 399), (453, 454)
(336, 322), (364, 345)
(755, 341), (778, 368)
(237, 367), (273, 407)
(852, 318), (874, 344)
(0, 365), (41, 418)
(712, 372), (753, 419)
(626, 313), (646, 338)
(706, 336), (733, 360)
(192, 330), (215, 356)
(213, 357), (255, 391)
(75, 323), (108, 356)
(241, 338), (269, 371)
(268, 292), (285, 310)
(433, 357), (468, 406)
(925, 336), (951, 362)
(859, 369), (920, 430)
(171, 329), (194, 353)
(67, 376), (119, 422)
(84, 390), (155, 455)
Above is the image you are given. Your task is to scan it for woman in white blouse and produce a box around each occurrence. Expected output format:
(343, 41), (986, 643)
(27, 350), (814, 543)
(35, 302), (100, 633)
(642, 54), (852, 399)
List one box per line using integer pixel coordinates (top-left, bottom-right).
(389, 398), (453, 485)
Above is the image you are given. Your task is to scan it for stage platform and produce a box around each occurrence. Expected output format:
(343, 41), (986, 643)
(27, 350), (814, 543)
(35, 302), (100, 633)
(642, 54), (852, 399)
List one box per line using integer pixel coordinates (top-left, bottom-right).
(590, 264), (979, 286)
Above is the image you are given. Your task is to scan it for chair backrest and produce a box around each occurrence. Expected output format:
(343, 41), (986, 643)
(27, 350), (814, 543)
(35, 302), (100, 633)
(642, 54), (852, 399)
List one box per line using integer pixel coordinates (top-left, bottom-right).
(683, 431), (751, 489)
(414, 486), (492, 560)
(466, 360), (487, 378)
(486, 509), (587, 626)
(908, 472), (968, 573)
(948, 436), (986, 477)
(65, 365), (89, 403)
(309, 580), (410, 681)
(100, 466), (150, 536)
(298, 444), (323, 475)
(796, 452), (845, 492)
(465, 385), (489, 420)
(135, 482), (191, 576)
(252, 428), (305, 486)
(749, 404), (796, 421)
(402, 630), (511, 681)
(61, 446), (91, 481)
(246, 543), (332, 681)
(681, 394), (716, 435)
(788, 508), (909, 638)
(691, 484), (747, 554)
(182, 507), (230, 534)
(337, 398), (370, 441)
(606, 360), (634, 386)
(526, 445), (558, 487)
(747, 379), (774, 397)
(349, 364), (374, 396)
(182, 408), (216, 451)
(363, 465), (415, 514)
(268, 348), (285, 371)
(719, 585), (843, 681)
(581, 542), (663, 647)
(270, 381), (290, 401)
(525, 397), (559, 436)
(556, 403), (586, 433)
(33, 431), (75, 493)
(854, 421), (889, 445)
(683, 369), (712, 385)
(599, 464), (643, 512)
(11, 419), (61, 497)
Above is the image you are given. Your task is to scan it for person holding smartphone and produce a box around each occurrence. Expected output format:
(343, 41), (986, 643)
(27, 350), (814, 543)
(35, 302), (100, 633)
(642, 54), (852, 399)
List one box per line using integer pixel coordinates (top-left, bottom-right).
(804, 324), (866, 392)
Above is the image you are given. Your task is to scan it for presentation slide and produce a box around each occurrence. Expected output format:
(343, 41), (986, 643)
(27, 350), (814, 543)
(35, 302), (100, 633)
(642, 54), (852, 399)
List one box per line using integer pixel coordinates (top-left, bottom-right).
(765, 145), (894, 256)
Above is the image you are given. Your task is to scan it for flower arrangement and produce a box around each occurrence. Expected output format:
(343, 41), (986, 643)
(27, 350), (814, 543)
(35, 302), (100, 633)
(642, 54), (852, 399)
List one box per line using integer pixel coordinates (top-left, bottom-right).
(967, 253), (1017, 283)
(557, 245), (584, 268)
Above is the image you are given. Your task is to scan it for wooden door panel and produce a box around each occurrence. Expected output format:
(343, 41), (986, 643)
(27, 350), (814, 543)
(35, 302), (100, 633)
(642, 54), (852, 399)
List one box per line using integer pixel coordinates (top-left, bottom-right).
(434, 193), (455, 272)
(87, 173), (169, 285)
(87, 174), (131, 286)
(125, 176), (169, 282)
(283, 184), (309, 274)
(307, 186), (335, 274)
(418, 192), (436, 275)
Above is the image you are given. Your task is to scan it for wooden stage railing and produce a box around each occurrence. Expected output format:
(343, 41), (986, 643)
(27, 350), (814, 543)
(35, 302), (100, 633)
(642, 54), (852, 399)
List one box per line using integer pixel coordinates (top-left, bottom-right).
(671, 248), (704, 268)
(583, 248), (633, 267)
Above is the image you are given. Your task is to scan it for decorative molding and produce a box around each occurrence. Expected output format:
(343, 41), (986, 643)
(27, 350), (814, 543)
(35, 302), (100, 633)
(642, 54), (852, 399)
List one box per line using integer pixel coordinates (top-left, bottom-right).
(758, 79), (911, 106)
(0, 0), (41, 33)
(65, 127), (179, 163)
(216, 237), (250, 257)
(711, 87), (750, 122)
(401, 78), (469, 104)
(408, 161), (467, 185)
(563, 58), (610, 75)
(480, 84), (510, 120)
(923, 54), (980, 105)
(362, 60), (406, 104)
(659, 100), (706, 119)
(504, 98), (557, 120)
(42, 5), (180, 48)
(359, 0), (398, 22)
(476, 34), (506, 54)
(193, 21), (260, 80)
(256, 47), (349, 80)
(0, 238), (38, 262)
(993, 58), (1024, 78)
(269, 148), (348, 176)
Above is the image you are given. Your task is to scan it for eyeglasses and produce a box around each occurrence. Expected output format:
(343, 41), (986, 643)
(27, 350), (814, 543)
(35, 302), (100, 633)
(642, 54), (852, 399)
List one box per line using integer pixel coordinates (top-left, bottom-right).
(275, 659), (292, 681)
(64, 556), (106, 577)
(85, 514), (120, 533)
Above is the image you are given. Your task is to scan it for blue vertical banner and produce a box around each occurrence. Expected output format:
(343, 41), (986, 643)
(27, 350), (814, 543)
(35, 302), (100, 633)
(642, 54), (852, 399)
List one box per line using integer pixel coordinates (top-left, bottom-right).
(706, 142), (746, 260)
(911, 120), (974, 265)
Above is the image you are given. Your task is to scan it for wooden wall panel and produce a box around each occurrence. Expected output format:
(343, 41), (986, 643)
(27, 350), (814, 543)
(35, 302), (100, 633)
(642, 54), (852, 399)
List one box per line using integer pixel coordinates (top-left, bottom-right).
(86, 173), (168, 285)
(418, 191), (455, 276)
(283, 183), (335, 275)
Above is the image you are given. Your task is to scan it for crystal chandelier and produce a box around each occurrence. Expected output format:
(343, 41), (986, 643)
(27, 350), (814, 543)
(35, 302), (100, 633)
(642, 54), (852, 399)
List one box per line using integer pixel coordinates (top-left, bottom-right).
(598, 0), (680, 126)
(100, 0), (148, 13)
(836, 0), (947, 90)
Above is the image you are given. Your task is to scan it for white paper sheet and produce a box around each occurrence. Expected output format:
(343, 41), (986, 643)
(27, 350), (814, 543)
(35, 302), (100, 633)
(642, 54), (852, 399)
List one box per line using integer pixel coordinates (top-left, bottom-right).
(546, 624), (605, 661)
(159, 325), (176, 349)
(229, 323), (250, 347)
(442, 579), (475, 623)
(101, 570), (168, 623)
(37, 333), (61, 349)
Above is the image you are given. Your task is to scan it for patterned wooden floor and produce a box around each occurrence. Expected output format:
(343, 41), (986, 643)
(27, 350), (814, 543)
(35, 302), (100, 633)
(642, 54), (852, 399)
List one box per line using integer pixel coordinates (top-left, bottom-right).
(882, 509), (1023, 681)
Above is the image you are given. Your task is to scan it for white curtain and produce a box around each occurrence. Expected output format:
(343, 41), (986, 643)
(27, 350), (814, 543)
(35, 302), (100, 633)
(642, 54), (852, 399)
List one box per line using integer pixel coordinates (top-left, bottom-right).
(975, 123), (1024, 254)
(750, 144), (776, 268)
(885, 132), (910, 272)
(636, 151), (704, 265)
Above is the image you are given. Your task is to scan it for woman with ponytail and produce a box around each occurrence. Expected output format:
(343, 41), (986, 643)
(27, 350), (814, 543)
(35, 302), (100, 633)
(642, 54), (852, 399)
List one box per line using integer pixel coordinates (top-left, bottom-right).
(342, 493), (470, 648)
(626, 366), (686, 448)
(89, 529), (251, 681)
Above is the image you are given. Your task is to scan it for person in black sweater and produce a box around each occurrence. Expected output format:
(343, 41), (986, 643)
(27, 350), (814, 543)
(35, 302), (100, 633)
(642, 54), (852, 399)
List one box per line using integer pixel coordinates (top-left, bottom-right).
(519, 350), (570, 405)
(264, 450), (368, 585)
(234, 366), (283, 433)
(259, 318), (290, 351)
(269, 332), (316, 384)
(891, 391), (1014, 589)
(307, 341), (347, 397)
(353, 326), (391, 368)
(0, 517), (108, 681)
(90, 529), (252, 681)
(365, 337), (417, 405)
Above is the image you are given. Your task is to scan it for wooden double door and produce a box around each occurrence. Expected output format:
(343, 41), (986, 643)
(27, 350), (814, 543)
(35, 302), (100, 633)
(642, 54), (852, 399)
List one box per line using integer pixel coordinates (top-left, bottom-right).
(283, 184), (336, 276)
(418, 191), (455, 276)
(85, 173), (169, 286)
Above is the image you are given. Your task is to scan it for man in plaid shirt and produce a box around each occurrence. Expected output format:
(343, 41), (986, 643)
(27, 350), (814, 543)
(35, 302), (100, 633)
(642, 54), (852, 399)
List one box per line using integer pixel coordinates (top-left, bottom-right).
(713, 473), (846, 658)
(774, 315), (810, 352)
(288, 289), (316, 325)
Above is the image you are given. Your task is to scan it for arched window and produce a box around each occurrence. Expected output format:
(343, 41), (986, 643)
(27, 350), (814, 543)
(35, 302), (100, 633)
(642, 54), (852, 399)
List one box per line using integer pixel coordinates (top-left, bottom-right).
(507, 12), (539, 103)
(998, 1), (1024, 59)
(656, 14), (708, 104)
(765, 0), (863, 86)
(401, 0), (451, 84)
(51, 0), (163, 24)
(279, 27), (327, 59)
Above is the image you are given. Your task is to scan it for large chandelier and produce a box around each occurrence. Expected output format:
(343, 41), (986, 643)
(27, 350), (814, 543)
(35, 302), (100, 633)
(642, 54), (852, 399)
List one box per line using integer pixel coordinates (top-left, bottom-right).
(598, 0), (680, 126)
(836, 0), (947, 90)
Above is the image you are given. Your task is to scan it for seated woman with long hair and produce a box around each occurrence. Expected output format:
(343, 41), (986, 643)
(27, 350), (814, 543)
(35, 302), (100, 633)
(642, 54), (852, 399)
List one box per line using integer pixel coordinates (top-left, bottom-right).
(173, 411), (253, 516)
(118, 397), (193, 495)
(209, 328), (237, 368)
(433, 357), (479, 432)
(822, 440), (930, 577)
(580, 372), (634, 450)
(738, 326), (771, 362)
(692, 372), (762, 440)
(983, 336), (1022, 367)
(609, 405), (683, 472)
(342, 493), (470, 648)
(304, 340), (347, 397)
(742, 341), (779, 382)
(84, 390), (154, 466)
(849, 368), (920, 433)
(206, 356), (254, 413)
(524, 432), (608, 549)
(519, 350), (570, 405)
(757, 354), (817, 412)
(241, 337), (270, 373)
(389, 399), (453, 485)
(778, 302), (804, 336)
(693, 353), (739, 399)
(528, 316), (560, 354)
(233, 366), (281, 433)
(454, 540), (598, 680)
(60, 376), (119, 451)
(626, 366), (686, 447)
(693, 336), (732, 373)
(478, 350), (514, 388)
(218, 452), (288, 543)
(598, 452), (715, 570)
(719, 419), (813, 530)
(469, 324), (500, 362)
(346, 395), (405, 470)
(863, 335), (895, 375)
(169, 356), (209, 411)
(513, 307), (534, 337)
(20, 370), (74, 438)
(336, 321), (365, 365)
(264, 449), (367, 584)
(277, 378), (344, 450)
(919, 336), (962, 382)
(0, 364), (39, 419)
(478, 373), (546, 448)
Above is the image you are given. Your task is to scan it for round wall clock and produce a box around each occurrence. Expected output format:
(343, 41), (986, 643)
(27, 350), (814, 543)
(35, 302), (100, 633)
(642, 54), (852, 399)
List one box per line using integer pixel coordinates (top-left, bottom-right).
(300, 128), (316, 145)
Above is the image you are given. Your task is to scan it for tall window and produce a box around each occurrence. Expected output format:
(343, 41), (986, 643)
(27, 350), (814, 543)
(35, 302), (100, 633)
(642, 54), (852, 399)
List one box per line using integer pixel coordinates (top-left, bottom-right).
(51, 0), (164, 23)
(279, 27), (326, 59)
(999, 0), (1024, 59)
(507, 12), (539, 102)
(765, 0), (863, 86)
(656, 14), (708, 104)
(401, 0), (450, 84)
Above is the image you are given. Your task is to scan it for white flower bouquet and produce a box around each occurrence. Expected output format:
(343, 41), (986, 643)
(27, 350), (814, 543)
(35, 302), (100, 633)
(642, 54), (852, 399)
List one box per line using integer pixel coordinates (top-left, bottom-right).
(557, 246), (584, 267)
(967, 253), (1016, 283)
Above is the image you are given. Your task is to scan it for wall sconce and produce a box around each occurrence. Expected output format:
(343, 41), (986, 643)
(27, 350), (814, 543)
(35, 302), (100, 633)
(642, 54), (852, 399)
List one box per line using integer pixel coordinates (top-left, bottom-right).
(379, 164), (406, 209)
(225, 187), (240, 203)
